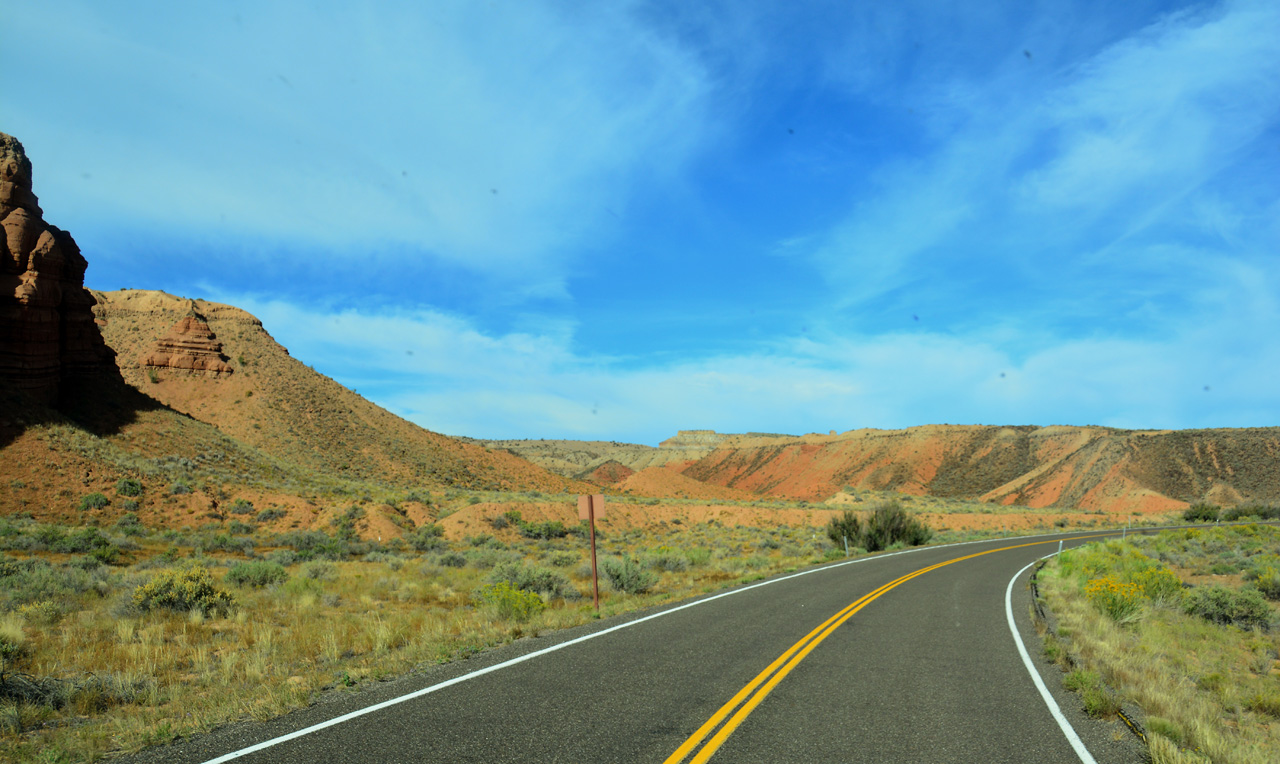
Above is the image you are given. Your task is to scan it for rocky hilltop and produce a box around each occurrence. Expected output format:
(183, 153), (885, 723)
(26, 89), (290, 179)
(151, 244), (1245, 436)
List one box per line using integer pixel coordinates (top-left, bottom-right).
(0, 132), (115, 403)
(144, 305), (235, 375)
(93, 289), (589, 492)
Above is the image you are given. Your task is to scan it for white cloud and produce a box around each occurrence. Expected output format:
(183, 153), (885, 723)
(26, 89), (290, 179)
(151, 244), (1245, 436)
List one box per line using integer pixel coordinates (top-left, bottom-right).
(805, 0), (1280, 304)
(209, 281), (1280, 443)
(3, 1), (713, 283)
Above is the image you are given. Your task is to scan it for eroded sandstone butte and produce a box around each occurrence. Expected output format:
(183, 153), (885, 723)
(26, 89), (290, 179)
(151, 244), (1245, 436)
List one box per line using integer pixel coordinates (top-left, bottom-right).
(0, 132), (115, 403)
(144, 305), (234, 375)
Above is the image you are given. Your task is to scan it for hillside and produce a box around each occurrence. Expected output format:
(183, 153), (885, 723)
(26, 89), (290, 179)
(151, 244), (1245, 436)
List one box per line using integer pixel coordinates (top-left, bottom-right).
(679, 425), (1280, 512)
(90, 289), (589, 494)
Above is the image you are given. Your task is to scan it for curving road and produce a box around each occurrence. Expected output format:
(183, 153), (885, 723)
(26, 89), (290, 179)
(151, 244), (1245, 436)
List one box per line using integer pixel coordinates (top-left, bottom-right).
(124, 531), (1147, 763)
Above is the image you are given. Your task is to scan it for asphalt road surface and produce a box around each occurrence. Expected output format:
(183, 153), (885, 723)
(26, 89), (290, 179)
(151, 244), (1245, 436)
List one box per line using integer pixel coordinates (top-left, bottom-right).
(124, 530), (1148, 763)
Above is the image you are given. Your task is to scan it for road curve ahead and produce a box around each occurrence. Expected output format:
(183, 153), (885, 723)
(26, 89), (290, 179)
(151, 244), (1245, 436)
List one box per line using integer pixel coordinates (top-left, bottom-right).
(125, 531), (1147, 764)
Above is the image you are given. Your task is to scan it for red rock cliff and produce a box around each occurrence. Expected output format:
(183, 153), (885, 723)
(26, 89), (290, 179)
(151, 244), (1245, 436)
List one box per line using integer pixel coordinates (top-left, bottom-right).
(0, 132), (115, 403)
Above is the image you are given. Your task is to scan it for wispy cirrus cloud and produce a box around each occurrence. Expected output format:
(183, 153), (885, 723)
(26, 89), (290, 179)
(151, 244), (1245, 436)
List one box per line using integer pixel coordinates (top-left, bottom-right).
(4, 1), (713, 287)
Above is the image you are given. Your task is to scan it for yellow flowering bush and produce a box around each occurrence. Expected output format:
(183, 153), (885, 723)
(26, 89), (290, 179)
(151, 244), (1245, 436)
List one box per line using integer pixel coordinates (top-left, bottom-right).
(1129, 565), (1184, 606)
(133, 566), (236, 616)
(1084, 576), (1144, 623)
(477, 580), (544, 622)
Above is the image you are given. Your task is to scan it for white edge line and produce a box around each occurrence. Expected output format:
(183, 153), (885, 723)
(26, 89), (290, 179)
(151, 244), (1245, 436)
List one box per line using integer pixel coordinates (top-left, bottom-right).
(203, 530), (1120, 763)
(1005, 554), (1099, 764)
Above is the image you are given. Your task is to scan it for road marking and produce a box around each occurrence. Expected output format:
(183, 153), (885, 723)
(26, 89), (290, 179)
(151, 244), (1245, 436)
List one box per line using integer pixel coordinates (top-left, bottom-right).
(1005, 556), (1099, 764)
(663, 535), (1108, 764)
(199, 531), (1115, 763)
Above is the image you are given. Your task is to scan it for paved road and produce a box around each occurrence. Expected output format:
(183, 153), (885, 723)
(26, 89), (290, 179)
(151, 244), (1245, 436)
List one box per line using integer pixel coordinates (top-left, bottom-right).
(125, 531), (1147, 763)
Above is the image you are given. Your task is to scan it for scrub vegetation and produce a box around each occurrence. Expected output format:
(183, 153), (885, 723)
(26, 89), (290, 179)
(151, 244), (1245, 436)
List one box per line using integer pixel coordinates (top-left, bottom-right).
(0, 509), (870, 763)
(1038, 525), (1280, 764)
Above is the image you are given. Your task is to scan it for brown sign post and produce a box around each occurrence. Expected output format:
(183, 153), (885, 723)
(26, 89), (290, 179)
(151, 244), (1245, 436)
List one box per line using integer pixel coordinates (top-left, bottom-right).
(577, 494), (605, 612)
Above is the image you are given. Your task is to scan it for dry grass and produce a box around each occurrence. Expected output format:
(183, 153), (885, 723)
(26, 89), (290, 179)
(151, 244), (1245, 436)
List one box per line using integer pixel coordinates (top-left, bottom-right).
(0, 514), (845, 762)
(1040, 526), (1280, 764)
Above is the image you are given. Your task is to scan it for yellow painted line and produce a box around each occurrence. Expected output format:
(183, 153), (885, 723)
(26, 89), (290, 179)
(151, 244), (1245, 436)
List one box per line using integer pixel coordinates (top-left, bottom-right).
(665, 534), (1109, 764)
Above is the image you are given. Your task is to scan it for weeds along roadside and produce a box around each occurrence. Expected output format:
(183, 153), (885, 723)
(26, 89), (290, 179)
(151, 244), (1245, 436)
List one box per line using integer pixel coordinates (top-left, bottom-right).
(0, 508), (867, 764)
(1036, 524), (1280, 764)
(0, 491), (1175, 764)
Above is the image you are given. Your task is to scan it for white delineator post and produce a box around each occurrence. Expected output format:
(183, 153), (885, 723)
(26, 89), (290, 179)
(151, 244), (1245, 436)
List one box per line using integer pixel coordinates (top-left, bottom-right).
(578, 494), (605, 613)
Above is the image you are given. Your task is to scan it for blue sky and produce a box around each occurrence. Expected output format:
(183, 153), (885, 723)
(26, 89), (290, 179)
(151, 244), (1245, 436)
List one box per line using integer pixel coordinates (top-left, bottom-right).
(5, 0), (1279, 444)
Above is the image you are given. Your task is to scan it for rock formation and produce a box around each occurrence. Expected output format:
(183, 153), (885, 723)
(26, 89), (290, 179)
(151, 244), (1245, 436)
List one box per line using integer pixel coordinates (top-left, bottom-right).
(0, 132), (115, 404)
(143, 305), (234, 375)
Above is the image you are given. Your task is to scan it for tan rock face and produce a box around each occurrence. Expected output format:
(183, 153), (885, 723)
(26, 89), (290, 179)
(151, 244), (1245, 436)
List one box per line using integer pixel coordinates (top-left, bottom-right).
(144, 308), (235, 375)
(0, 132), (115, 403)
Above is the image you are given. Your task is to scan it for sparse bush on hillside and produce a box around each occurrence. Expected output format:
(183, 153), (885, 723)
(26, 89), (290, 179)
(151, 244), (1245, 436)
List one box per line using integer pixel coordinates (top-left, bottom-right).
(169, 481), (191, 496)
(228, 499), (255, 515)
(1183, 503), (1220, 523)
(409, 523), (447, 552)
(255, 508), (286, 523)
(520, 521), (567, 540)
(113, 513), (144, 537)
(79, 493), (109, 511)
(437, 551), (467, 568)
(115, 478), (143, 497)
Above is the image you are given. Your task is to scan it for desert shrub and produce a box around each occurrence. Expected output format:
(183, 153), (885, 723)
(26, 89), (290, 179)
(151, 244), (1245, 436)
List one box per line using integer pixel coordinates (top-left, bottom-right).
(17, 600), (63, 626)
(301, 561), (336, 581)
(194, 533), (254, 555)
(520, 521), (567, 540)
(546, 551), (578, 568)
(1085, 577), (1144, 623)
(409, 523), (447, 552)
(114, 514), (145, 538)
(228, 499), (255, 515)
(1183, 585), (1273, 630)
(600, 556), (657, 595)
(490, 562), (575, 599)
(686, 548), (711, 567)
(115, 478), (143, 497)
(1249, 567), (1280, 601)
(862, 502), (933, 552)
(132, 567), (235, 616)
(646, 547), (689, 572)
(437, 551), (467, 568)
(79, 493), (109, 511)
(169, 481), (191, 496)
(225, 520), (254, 536)
(0, 620), (27, 668)
(275, 530), (348, 560)
(264, 549), (299, 566)
(826, 510), (862, 548)
(255, 508), (286, 523)
(1182, 503), (1220, 523)
(476, 581), (544, 622)
(489, 515), (510, 530)
(225, 561), (289, 589)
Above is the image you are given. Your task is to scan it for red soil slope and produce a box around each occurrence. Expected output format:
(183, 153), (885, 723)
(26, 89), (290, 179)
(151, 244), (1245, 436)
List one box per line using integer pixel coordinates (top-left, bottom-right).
(681, 425), (1280, 512)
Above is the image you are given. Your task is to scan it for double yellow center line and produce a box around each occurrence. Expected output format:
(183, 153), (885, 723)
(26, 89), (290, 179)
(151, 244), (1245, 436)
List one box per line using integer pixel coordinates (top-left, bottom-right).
(663, 535), (1102, 763)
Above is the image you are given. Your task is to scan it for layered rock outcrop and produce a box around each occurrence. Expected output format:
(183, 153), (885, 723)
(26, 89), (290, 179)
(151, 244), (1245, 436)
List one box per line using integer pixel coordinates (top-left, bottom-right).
(0, 132), (115, 403)
(144, 306), (234, 375)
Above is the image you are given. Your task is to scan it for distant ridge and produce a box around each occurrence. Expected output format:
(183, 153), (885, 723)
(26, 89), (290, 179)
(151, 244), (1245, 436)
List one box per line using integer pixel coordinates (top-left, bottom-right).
(479, 425), (1280, 513)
